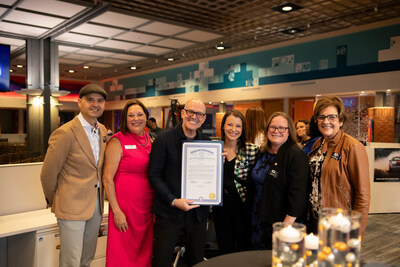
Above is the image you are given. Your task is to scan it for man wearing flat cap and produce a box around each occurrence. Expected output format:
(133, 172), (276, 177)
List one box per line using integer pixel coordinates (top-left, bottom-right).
(41, 84), (108, 267)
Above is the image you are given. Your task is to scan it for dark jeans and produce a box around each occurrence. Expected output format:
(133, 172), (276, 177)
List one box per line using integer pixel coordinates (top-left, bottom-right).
(152, 210), (207, 267)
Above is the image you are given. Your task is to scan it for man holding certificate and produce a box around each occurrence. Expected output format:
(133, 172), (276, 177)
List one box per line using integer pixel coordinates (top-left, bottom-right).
(149, 99), (210, 267)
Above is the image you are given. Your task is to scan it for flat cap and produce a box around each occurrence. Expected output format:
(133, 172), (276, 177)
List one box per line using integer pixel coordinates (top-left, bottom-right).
(79, 84), (107, 99)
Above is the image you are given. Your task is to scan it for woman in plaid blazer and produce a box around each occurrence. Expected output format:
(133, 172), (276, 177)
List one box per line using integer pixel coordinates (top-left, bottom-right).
(212, 110), (259, 255)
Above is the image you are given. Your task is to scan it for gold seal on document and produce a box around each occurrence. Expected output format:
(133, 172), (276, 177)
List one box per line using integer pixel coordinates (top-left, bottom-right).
(209, 193), (216, 199)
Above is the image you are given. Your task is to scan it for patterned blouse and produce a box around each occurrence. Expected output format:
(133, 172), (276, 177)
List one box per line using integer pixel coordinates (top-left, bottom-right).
(233, 142), (259, 202)
(309, 139), (326, 219)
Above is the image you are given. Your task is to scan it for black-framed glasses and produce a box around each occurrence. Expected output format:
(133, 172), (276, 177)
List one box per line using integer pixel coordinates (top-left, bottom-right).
(269, 126), (288, 133)
(317, 114), (338, 122)
(184, 109), (205, 118)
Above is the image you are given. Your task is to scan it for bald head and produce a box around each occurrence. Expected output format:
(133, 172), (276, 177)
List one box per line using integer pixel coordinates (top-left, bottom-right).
(181, 98), (207, 138)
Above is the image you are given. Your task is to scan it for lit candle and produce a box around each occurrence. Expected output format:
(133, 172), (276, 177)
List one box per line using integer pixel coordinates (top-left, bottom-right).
(328, 212), (351, 232)
(305, 233), (319, 250)
(279, 225), (302, 243)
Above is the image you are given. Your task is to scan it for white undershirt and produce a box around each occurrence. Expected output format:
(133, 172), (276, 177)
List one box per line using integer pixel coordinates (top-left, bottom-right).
(78, 113), (100, 165)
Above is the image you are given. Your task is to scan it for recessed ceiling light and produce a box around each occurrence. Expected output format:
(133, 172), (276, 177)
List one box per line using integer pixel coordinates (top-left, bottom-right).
(17, 64), (23, 68)
(221, 101), (224, 103)
(272, 2), (303, 13)
(387, 89), (391, 92)
(282, 6), (292, 12)
(10, 69), (13, 72)
(167, 57), (174, 62)
(68, 69), (75, 73)
(130, 66), (137, 70)
(216, 44), (225, 50)
(281, 28), (304, 34)
(83, 65), (90, 69)
(209, 102), (212, 104)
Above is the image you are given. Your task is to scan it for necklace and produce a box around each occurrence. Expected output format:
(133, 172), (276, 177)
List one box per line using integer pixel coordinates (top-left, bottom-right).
(131, 132), (148, 147)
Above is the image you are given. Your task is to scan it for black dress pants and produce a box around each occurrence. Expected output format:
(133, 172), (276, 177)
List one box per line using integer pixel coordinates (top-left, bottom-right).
(152, 210), (207, 267)
(212, 193), (251, 254)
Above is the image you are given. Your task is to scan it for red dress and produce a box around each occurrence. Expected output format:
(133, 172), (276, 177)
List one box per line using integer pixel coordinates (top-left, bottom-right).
(106, 131), (154, 267)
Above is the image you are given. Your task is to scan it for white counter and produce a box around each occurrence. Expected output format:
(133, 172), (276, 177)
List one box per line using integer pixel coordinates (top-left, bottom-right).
(0, 202), (109, 238)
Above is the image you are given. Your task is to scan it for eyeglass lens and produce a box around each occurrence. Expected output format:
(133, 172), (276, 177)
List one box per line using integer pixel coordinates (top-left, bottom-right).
(270, 126), (287, 133)
(318, 114), (338, 122)
(186, 109), (204, 118)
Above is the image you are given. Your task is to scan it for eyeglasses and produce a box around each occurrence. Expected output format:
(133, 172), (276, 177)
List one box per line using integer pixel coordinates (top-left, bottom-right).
(269, 126), (288, 133)
(317, 114), (338, 122)
(184, 109), (205, 118)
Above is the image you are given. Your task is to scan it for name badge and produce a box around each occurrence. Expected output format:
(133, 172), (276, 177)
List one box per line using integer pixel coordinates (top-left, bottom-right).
(331, 153), (341, 161)
(268, 169), (278, 178)
(125, 145), (137, 149)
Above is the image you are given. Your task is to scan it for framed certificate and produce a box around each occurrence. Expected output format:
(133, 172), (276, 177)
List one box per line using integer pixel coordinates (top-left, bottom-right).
(181, 140), (223, 206)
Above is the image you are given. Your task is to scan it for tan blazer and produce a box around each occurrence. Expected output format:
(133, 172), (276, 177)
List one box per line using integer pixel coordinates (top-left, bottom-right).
(41, 116), (107, 220)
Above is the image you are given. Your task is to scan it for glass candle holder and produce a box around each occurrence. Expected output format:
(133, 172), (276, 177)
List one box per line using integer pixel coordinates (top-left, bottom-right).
(305, 233), (319, 267)
(272, 222), (306, 267)
(318, 208), (361, 267)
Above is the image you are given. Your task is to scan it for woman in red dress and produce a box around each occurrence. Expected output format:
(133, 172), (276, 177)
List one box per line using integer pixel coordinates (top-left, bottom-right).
(103, 100), (154, 266)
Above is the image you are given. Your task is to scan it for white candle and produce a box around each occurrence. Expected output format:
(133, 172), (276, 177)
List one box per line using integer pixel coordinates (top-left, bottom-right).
(305, 233), (319, 250)
(328, 212), (351, 233)
(279, 225), (302, 243)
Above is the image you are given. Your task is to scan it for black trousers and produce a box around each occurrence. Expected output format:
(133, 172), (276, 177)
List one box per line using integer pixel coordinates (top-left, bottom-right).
(212, 194), (251, 254)
(152, 210), (207, 267)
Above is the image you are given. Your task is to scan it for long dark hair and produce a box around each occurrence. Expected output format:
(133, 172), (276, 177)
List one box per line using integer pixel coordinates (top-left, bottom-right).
(118, 100), (149, 134)
(221, 110), (247, 151)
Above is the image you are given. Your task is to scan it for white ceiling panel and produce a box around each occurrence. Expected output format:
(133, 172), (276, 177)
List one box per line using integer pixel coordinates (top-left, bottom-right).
(58, 45), (80, 53)
(59, 58), (85, 65)
(0, 21), (48, 37)
(85, 62), (113, 68)
(75, 49), (115, 57)
(117, 31), (162, 44)
(62, 54), (100, 61)
(133, 46), (172, 55)
(91, 11), (149, 29)
(175, 30), (223, 42)
(109, 54), (145, 61)
(152, 39), (195, 49)
(0, 37), (25, 47)
(0, 0), (16, 5)
(5, 10), (65, 28)
(96, 39), (140, 50)
(0, 7), (7, 16)
(18, 0), (86, 18)
(71, 23), (125, 38)
(96, 58), (129, 64)
(137, 22), (189, 36)
(54, 32), (105, 45)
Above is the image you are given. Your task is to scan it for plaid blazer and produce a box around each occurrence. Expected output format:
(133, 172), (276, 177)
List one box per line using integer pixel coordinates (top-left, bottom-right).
(233, 142), (259, 202)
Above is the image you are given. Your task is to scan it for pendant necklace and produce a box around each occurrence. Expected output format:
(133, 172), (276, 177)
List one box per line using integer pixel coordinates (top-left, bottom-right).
(132, 131), (148, 147)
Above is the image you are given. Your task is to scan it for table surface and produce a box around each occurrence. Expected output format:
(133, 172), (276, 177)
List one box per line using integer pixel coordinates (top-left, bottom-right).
(195, 250), (272, 267)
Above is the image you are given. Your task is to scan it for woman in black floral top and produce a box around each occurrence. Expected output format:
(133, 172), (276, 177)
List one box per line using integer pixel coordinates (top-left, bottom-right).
(212, 110), (259, 254)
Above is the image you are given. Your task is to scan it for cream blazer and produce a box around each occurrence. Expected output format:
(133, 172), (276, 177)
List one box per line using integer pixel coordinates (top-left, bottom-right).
(41, 116), (107, 220)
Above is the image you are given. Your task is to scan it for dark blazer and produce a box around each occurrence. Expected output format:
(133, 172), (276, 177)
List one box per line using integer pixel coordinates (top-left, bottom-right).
(253, 141), (309, 225)
(148, 122), (210, 222)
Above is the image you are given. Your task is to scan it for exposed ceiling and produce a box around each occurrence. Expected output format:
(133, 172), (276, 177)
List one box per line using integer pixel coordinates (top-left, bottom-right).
(1, 0), (399, 81)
